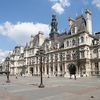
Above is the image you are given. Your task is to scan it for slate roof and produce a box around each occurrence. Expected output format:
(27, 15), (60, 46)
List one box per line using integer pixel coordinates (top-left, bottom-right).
(71, 15), (87, 33)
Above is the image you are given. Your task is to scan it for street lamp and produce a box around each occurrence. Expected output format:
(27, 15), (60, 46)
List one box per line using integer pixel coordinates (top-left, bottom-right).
(5, 57), (10, 83)
(46, 55), (49, 78)
(36, 48), (45, 88)
(90, 53), (93, 75)
(76, 37), (82, 77)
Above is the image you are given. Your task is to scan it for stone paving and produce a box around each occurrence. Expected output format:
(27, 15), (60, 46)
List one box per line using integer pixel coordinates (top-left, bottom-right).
(0, 75), (100, 100)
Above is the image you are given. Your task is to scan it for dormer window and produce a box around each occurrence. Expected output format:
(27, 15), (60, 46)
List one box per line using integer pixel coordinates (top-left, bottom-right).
(71, 27), (75, 34)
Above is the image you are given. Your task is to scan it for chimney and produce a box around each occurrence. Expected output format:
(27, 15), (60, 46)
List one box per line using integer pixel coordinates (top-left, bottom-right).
(38, 31), (45, 47)
(85, 9), (92, 34)
(68, 17), (75, 28)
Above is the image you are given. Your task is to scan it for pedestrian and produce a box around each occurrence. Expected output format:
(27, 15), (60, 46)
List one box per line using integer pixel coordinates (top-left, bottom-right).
(15, 73), (18, 79)
(20, 72), (23, 76)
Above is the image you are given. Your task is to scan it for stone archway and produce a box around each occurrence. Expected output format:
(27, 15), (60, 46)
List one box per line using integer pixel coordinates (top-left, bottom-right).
(67, 63), (76, 75)
(67, 63), (76, 79)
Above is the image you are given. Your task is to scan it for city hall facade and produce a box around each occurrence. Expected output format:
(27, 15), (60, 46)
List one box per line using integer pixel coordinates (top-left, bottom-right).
(3, 9), (100, 77)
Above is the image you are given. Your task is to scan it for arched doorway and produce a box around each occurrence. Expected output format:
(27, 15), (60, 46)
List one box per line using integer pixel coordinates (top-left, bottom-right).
(95, 62), (99, 75)
(67, 63), (76, 79)
(67, 63), (76, 74)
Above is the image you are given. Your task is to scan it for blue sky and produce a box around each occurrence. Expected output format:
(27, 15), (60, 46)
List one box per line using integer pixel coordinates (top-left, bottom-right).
(0, 0), (100, 61)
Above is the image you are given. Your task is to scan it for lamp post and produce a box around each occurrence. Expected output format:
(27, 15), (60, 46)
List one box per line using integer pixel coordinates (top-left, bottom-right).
(76, 37), (80, 75)
(90, 53), (93, 75)
(76, 36), (82, 77)
(47, 55), (49, 78)
(6, 57), (10, 83)
(36, 48), (45, 88)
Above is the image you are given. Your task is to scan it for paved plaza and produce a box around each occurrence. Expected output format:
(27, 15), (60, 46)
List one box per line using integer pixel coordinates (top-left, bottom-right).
(0, 75), (100, 100)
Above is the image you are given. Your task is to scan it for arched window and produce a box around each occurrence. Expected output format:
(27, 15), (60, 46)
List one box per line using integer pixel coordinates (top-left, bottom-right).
(81, 36), (84, 43)
(72, 53), (76, 60)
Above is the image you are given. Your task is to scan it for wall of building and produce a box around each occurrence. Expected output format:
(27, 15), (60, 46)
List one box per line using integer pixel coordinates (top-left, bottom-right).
(2, 9), (100, 77)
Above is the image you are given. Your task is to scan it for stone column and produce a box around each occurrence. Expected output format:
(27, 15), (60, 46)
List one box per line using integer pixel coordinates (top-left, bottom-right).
(44, 63), (47, 76)
(38, 65), (40, 75)
(34, 66), (36, 75)
(27, 66), (31, 76)
(57, 63), (60, 76)
(85, 61), (91, 76)
(53, 63), (55, 76)
(49, 64), (51, 77)
(53, 63), (57, 76)
(65, 63), (69, 77)
(61, 62), (65, 76)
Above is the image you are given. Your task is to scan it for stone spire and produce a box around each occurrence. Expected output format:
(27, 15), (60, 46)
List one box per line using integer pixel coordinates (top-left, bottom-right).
(49, 15), (59, 39)
(51, 15), (58, 33)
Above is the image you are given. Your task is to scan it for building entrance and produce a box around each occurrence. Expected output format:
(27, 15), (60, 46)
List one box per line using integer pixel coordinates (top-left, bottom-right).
(68, 63), (76, 79)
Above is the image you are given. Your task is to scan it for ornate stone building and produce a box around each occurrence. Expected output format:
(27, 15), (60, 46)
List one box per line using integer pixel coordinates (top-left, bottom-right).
(9, 46), (25, 75)
(4, 9), (100, 77)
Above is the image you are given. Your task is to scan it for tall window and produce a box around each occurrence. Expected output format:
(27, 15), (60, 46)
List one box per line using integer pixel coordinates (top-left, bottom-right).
(60, 53), (62, 61)
(71, 27), (75, 34)
(81, 51), (84, 58)
(51, 65), (53, 72)
(93, 48), (97, 53)
(72, 39), (75, 46)
(51, 54), (53, 62)
(81, 36), (84, 43)
(55, 53), (58, 61)
(62, 53), (65, 61)
(72, 53), (76, 60)
(60, 64), (62, 72)
(66, 54), (71, 60)
(67, 41), (69, 47)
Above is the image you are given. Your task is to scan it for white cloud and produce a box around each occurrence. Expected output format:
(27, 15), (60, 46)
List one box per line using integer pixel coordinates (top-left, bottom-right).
(92, 0), (100, 9)
(0, 49), (9, 63)
(52, 3), (64, 14)
(0, 21), (50, 45)
(50, 0), (71, 15)
(59, 0), (70, 7)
